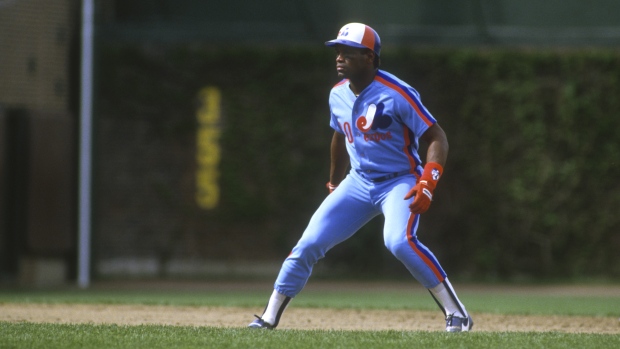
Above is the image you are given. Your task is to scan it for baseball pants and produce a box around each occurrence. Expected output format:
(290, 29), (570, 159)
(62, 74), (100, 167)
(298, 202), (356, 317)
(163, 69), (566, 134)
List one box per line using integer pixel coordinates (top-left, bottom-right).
(274, 170), (447, 298)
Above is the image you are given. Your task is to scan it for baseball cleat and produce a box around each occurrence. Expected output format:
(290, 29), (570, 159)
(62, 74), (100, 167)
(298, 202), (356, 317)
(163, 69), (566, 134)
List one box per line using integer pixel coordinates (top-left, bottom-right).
(445, 314), (473, 332)
(248, 315), (275, 329)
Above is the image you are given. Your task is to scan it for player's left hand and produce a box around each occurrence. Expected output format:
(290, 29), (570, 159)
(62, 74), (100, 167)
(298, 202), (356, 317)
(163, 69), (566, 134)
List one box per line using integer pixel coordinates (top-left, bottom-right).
(404, 162), (443, 214)
(404, 181), (434, 213)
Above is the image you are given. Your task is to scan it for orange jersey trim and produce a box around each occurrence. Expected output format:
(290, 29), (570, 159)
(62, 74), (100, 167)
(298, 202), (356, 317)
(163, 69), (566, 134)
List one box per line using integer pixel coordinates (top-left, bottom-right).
(374, 75), (435, 127)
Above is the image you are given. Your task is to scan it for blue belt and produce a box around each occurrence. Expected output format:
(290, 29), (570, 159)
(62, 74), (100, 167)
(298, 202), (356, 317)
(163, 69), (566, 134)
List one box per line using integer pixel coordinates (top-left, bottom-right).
(357, 170), (411, 182)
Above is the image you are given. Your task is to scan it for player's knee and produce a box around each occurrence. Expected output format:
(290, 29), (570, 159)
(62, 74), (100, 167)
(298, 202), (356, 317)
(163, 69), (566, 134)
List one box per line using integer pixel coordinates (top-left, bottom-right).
(384, 237), (411, 259)
(292, 238), (328, 262)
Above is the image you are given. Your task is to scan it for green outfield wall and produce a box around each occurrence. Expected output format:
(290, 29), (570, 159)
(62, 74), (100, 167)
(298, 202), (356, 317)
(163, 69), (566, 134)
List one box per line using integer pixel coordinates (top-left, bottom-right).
(93, 44), (620, 280)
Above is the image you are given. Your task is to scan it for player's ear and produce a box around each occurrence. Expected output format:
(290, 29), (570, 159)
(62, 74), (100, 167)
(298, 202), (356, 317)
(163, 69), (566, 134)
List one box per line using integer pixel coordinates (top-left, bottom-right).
(365, 49), (376, 65)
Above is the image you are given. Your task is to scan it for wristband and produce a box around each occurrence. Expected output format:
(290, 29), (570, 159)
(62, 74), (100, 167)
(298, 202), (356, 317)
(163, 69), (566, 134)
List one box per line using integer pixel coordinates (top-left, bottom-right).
(420, 162), (443, 185)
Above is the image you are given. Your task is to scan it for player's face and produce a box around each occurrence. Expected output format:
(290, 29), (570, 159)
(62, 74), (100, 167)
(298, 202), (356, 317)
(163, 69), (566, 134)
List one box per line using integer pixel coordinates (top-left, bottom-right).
(334, 45), (373, 79)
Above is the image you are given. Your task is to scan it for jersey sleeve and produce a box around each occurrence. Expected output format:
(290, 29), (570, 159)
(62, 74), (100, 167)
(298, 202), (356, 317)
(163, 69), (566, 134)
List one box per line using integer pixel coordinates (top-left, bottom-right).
(328, 90), (345, 133)
(330, 112), (343, 133)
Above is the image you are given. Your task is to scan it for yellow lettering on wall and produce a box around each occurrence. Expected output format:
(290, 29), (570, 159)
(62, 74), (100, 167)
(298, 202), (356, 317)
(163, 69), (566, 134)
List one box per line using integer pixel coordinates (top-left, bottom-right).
(197, 87), (221, 124)
(196, 87), (221, 209)
(197, 128), (221, 166)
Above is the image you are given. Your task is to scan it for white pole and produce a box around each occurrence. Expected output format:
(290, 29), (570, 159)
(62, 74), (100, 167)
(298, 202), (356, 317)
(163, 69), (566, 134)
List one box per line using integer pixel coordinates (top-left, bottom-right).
(78, 0), (94, 288)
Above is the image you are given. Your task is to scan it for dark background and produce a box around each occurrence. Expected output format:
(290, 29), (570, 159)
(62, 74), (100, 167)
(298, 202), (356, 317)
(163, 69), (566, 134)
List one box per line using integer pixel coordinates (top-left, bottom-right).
(1, 0), (619, 284)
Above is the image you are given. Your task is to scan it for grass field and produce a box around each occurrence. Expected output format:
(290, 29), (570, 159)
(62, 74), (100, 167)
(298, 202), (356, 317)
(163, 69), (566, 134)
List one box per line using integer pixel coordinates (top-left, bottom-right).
(1, 281), (619, 348)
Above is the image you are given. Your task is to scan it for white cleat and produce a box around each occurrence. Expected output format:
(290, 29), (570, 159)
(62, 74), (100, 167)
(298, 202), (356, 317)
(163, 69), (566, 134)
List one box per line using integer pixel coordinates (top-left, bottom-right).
(445, 314), (474, 332)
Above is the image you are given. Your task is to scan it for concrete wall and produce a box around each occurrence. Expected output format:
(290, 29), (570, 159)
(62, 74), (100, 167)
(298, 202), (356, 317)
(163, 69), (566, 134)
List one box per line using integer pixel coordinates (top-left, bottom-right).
(0, 0), (76, 112)
(0, 0), (78, 285)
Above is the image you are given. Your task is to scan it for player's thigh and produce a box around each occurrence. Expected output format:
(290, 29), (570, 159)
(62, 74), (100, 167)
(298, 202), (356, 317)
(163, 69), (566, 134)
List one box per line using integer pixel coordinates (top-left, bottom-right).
(380, 175), (414, 218)
(301, 175), (378, 250)
(380, 176), (417, 245)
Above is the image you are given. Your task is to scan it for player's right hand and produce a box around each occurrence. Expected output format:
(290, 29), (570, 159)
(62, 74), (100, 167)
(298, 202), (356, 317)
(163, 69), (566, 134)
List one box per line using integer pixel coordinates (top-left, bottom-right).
(326, 182), (338, 193)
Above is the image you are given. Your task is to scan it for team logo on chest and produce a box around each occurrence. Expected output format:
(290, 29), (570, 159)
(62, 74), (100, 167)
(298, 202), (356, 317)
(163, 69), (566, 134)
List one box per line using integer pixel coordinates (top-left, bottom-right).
(356, 102), (393, 142)
(356, 102), (392, 132)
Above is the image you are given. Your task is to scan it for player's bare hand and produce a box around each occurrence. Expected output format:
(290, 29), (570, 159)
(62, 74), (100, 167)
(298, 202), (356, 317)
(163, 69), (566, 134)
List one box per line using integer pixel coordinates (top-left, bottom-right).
(326, 182), (338, 194)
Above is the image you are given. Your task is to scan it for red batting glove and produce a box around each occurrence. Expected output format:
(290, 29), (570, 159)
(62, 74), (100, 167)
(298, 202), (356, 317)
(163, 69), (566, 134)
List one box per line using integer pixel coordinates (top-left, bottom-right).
(326, 182), (338, 194)
(404, 162), (443, 214)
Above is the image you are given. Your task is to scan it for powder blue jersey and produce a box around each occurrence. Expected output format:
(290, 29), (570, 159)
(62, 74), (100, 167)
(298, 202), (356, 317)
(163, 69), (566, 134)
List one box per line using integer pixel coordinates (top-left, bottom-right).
(271, 25), (467, 322)
(329, 70), (436, 180)
(275, 70), (449, 298)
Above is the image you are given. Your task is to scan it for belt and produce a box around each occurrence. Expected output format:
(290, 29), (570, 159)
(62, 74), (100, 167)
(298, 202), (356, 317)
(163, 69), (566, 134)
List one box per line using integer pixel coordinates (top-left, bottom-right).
(357, 170), (411, 182)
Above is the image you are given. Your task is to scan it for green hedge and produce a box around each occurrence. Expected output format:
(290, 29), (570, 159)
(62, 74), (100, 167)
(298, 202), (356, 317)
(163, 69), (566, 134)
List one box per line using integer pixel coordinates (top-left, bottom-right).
(391, 50), (620, 279)
(95, 44), (620, 280)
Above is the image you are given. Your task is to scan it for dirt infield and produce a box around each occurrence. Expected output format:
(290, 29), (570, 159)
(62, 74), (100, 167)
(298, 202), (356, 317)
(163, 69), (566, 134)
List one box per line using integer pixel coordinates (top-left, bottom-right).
(1, 282), (619, 333)
(1, 303), (619, 333)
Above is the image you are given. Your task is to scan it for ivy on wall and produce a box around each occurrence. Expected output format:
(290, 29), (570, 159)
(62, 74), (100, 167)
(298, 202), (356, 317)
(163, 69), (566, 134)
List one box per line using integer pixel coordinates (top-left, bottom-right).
(96, 45), (620, 280)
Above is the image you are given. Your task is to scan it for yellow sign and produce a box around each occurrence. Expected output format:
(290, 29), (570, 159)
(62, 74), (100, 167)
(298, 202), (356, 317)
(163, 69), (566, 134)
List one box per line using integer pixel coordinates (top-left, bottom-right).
(196, 87), (221, 209)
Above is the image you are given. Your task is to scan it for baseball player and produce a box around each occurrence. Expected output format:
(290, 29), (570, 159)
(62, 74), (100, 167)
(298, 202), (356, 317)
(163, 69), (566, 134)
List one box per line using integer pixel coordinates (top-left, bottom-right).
(248, 23), (473, 332)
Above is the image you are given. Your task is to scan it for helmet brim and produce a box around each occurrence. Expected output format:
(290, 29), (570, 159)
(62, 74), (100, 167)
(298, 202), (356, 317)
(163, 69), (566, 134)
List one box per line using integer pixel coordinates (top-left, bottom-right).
(325, 39), (380, 56)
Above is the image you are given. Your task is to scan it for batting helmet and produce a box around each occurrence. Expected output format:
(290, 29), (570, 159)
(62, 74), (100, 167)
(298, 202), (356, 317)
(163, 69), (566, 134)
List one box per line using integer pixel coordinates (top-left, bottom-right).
(325, 23), (381, 57)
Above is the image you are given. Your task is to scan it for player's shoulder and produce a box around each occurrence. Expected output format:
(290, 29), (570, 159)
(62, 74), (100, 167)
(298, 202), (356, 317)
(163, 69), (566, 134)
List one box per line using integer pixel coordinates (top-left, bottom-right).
(329, 79), (351, 102)
(373, 70), (421, 100)
(330, 79), (349, 92)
